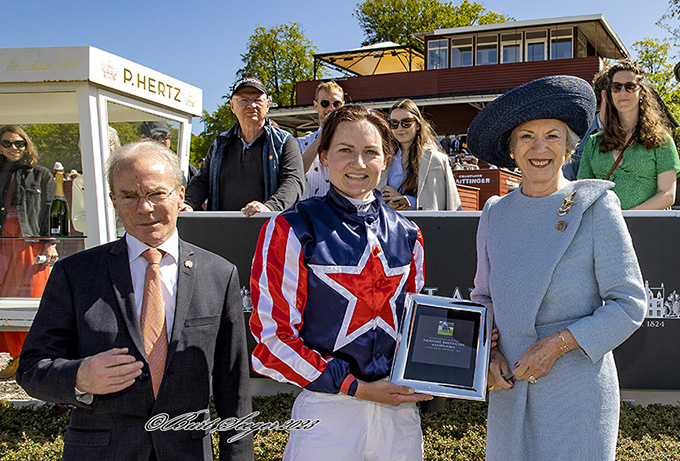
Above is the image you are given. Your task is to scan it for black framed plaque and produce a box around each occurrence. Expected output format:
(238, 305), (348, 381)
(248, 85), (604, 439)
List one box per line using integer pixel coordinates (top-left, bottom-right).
(390, 293), (492, 400)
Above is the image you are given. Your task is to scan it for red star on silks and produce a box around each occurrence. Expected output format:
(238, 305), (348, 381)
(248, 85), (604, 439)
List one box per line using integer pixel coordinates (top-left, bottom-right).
(309, 241), (410, 351)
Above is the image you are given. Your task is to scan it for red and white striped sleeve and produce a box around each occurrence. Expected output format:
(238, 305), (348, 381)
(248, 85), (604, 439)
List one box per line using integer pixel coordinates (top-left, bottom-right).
(249, 215), (330, 388)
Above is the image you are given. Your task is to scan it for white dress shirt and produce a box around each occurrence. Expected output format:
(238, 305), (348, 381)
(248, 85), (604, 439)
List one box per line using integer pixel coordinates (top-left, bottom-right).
(126, 231), (179, 337)
(296, 127), (331, 199)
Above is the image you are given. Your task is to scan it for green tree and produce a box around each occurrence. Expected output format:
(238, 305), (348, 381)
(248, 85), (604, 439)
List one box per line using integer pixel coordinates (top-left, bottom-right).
(22, 124), (80, 172)
(354, 0), (511, 49)
(190, 103), (238, 164)
(236, 23), (322, 108)
(658, 1), (680, 42)
(633, 37), (680, 122)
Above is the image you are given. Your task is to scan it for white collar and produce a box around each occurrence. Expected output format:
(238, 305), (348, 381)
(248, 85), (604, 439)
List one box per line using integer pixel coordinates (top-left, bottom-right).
(125, 231), (179, 264)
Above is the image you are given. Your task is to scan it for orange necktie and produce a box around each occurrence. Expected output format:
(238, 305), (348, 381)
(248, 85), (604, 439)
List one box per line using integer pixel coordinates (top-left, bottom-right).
(140, 248), (167, 398)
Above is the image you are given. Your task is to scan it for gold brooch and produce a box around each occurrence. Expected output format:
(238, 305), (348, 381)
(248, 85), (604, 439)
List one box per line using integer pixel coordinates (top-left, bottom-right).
(557, 191), (579, 216)
(556, 221), (567, 232)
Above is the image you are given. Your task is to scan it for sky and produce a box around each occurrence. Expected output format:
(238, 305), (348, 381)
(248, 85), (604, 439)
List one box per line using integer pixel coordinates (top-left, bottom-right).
(2, 0), (676, 134)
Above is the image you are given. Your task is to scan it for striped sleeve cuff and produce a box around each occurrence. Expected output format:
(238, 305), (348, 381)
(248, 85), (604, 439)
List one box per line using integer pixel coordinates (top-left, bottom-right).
(340, 374), (358, 396)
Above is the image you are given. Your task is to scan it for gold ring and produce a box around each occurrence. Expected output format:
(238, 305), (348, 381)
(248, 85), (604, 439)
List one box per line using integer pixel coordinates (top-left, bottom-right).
(528, 375), (537, 384)
(488, 385), (495, 391)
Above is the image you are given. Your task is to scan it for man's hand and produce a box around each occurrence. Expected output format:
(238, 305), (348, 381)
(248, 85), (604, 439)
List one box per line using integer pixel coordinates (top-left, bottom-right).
(75, 348), (143, 395)
(354, 379), (433, 407)
(241, 201), (271, 217)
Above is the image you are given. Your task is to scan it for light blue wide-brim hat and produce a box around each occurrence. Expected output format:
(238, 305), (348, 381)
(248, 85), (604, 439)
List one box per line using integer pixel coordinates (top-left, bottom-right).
(467, 75), (596, 169)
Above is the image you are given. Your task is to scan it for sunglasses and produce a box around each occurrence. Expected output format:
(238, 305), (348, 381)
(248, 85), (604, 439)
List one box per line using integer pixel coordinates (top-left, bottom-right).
(389, 118), (416, 129)
(151, 132), (171, 142)
(610, 82), (640, 93)
(1, 140), (27, 149)
(318, 99), (343, 109)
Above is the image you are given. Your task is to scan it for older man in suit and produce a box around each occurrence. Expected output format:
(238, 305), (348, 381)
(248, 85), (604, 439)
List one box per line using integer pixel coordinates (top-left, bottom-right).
(17, 141), (253, 460)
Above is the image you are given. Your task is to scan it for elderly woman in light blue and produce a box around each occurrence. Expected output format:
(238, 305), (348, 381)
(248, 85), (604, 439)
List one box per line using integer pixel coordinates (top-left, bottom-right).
(467, 76), (646, 461)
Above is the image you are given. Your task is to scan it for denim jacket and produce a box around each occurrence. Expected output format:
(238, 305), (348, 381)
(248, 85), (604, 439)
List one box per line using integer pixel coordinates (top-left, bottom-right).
(0, 160), (55, 237)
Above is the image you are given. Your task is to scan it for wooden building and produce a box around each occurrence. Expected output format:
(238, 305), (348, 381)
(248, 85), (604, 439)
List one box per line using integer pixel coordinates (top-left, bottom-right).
(269, 14), (627, 137)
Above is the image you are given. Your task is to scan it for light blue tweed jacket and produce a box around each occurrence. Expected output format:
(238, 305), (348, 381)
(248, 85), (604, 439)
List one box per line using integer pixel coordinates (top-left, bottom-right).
(471, 179), (646, 461)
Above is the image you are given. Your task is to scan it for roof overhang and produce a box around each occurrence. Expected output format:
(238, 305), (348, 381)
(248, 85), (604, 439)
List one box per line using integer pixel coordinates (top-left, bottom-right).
(268, 93), (502, 132)
(0, 46), (202, 123)
(414, 14), (628, 60)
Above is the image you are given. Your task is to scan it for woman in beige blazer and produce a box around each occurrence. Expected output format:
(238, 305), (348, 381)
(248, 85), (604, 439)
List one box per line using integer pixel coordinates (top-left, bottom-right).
(380, 99), (461, 211)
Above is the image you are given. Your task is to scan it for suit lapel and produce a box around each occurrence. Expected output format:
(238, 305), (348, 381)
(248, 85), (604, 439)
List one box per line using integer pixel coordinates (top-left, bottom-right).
(108, 238), (147, 359)
(166, 239), (195, 366)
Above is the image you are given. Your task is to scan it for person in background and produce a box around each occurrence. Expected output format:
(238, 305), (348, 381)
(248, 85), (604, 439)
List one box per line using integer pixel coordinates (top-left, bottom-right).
(53, 161), (64, 177)
(440, 133), (452, 155)
(17, 141), (253, 460)
(71, 126), (122, 234)
(578, 59), (680, 209)
(468, 76), (646, 460)
(141, 121), (172, 149)
(562, 67), (609, 180)
(250, 105), (433, 460)
(296, 81), (345, 199)
(380, 99), (461, 211)
(451, 134), (461, 153)
(184, 77), (304, 216)
(453, 150), (473, 170)
(0, 125), (56, 378)
(141, 121), (198, 184)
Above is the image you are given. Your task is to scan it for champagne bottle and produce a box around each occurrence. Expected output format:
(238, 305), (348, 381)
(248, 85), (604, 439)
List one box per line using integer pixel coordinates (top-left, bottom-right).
(50, 171), (70, 236)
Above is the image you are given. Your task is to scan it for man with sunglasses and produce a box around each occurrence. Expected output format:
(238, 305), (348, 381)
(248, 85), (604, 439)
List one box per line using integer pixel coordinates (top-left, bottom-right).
(184, 77), (304, 216)
(295, 81), (345, 199)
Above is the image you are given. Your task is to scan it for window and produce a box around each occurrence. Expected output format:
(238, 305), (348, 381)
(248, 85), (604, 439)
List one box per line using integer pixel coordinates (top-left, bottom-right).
(501, 33), (522, 64)
(576, 29), (588, 58)
(551, 29), (573, 60)
(477, 35), (498, 66)
(428, 39), (449, 69)
(451, 37), (473, 67)
(525, 30), (547, 62)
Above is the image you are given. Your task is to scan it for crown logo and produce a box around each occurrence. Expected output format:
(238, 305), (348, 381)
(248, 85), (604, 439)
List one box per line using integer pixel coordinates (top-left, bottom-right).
(101, 61), (118, 81)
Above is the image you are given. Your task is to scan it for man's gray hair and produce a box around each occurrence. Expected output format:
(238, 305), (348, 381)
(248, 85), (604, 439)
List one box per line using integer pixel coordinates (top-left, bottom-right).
(107, 141), (182, 193)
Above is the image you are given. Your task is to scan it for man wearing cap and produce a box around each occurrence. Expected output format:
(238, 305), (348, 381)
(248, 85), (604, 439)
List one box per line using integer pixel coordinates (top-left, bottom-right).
(184, 77), (304, 216)
(295, 81), (344, 199)
(141, 121), (172, 149)
(141, 121), (198, 184)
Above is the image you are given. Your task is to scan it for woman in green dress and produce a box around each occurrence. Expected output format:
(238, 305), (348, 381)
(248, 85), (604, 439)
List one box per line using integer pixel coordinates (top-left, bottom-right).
(577, 59), (680, 209)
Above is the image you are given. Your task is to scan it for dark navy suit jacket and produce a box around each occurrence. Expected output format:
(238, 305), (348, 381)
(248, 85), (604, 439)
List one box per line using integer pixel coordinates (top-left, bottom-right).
(17, 237), (254, 461)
